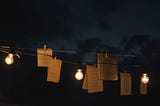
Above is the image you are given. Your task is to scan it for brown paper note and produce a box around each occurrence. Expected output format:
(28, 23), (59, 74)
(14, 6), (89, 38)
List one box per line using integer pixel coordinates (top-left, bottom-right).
(120, 72), (132, 95)
(47, 58), (62, 83)
(97, 53), (118, 80)
(87, 65), (103, 93)
(37, 48), (53, 67)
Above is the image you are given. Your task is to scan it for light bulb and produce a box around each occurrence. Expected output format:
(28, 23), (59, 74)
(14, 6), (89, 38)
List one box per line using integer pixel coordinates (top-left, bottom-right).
(5, 53), (14, 65)
(75, 69), (83, 80)
(141, 73), (149, 84)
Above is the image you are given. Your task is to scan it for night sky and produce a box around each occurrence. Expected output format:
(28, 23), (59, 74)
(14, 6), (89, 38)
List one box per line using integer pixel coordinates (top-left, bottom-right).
(0, 0), (160, 105)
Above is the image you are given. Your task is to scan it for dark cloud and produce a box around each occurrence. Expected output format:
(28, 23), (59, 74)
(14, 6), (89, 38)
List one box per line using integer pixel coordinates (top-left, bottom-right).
(0, 0), (72, 41)
(89, 0), (127, 15)
(1, 0), (159, 49)
(148, 0), (160, 11)
(0, 0), (128, 48)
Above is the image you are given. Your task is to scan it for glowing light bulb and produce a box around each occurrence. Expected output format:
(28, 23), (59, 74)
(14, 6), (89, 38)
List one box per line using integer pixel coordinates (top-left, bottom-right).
(75, 69), (83, 80)
(141, 73), (149, 84)
(5, 53), (14, 65)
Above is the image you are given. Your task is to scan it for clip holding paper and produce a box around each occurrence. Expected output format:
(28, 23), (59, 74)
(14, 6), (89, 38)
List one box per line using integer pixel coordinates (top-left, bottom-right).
(43, 44), (47, 50)
(54, 56), (57, 60)
(105, 49), (108, 58)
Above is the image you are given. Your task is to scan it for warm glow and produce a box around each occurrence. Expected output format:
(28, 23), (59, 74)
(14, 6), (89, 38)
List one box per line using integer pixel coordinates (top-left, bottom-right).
(75, 69), (83, 80)
(5, 53), (14, 65)
(141, 73), (149, 84)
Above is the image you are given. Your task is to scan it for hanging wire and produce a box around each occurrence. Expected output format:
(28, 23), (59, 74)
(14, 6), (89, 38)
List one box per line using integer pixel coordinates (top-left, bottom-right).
(115, 54), (136, 57)
(79, 52), (136, 57)
(15, 49), (79, 65)
(0, 49), (10, 54)
(0, 45), (137, 57)
(0, 46), (10, 49)
(53, 50), (76, 53)
(0, 48), (10, 52)
(16, 51), (37, 57)
(0, 45), (139, 66)
(62, 60), (78, 65)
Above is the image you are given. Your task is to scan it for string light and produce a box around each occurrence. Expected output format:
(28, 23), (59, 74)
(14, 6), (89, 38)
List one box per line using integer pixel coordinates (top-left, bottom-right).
(141, 73), (149, 84)
(0, 45), (153, 95)
(75, 69), (83, 80)
(5, 53), (14, 65)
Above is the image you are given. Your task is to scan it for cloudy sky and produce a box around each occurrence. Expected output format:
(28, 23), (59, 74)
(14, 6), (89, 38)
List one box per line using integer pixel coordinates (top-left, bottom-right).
(0, 0), (160, 49)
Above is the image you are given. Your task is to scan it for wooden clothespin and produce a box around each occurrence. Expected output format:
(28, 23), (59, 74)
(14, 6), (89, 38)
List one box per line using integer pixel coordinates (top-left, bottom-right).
(43, 44), (47, 50)
(105, 49), (108, 58)
(54, 56), (57, 60)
